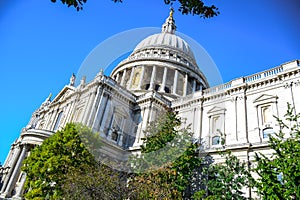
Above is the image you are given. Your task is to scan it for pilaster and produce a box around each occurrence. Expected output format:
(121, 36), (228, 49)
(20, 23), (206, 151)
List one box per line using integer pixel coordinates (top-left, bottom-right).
(82, 88), (97, 125)
(1, 144), (27, 198)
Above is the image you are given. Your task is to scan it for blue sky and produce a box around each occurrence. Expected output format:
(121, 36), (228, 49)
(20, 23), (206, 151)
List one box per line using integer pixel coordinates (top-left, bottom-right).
(0, 0), (299, 164)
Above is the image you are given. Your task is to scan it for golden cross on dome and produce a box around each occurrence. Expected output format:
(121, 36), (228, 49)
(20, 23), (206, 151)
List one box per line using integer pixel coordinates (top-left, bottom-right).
(170, 7), (174, 18)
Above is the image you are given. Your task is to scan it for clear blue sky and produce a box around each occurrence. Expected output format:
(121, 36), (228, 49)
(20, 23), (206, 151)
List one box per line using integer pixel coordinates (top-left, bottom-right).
(0, 0), (299, 164)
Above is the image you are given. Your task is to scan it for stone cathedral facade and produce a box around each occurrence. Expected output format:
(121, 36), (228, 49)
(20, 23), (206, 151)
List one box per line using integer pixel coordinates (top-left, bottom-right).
(0, 11), (299, 199)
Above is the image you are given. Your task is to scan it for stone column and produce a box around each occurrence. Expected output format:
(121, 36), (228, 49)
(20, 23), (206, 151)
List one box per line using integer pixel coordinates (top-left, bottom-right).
(64, 99), (76, 123)
(2, 143), (16, 169)
(138, 66), (145, 90)
(13, 172), (26, 198)
(87, 87), (103, 127)
(115, 73), (120, 83)
(120, 69), (126, 87)
(107, 110), (115, 140)
(127, 67), (135, 89)
(134, 107), (149, 146)
(0, 144), (21, 195)
(99, 96), (112, 135)
(60, 103), (70, 128)
(199, 101), (204, 141)
(69, 94), (81, 123)
(134, 109), (144, 146)
(92, 93), (108, 133)
(172, 70), (178, 94)
(2, 145), (27, 198)
(82, 88), (97, 125)
(159, 67), (168, 92)
(183, 73), (188, 96)
(47, 110), (57, 130)
(235, 91), (248, 143)
(118, 119), (124, 146)
(149, 65), (156, 90)
(118, 117), (127, 146)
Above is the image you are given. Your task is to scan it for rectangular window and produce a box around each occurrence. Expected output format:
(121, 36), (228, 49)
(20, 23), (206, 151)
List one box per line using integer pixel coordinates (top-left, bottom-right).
(262, 128), (274, 138)
(212, 136), (220, 145)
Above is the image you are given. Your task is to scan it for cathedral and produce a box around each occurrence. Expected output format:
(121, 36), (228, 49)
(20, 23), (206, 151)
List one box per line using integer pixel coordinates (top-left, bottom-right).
(0, 10), (299, 199)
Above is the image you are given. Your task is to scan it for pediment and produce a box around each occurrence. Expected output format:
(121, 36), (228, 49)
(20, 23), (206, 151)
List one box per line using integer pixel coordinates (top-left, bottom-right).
(51, 86), (75, 104)
(253, 94), (278, 104)
(207, 106), (226, 115)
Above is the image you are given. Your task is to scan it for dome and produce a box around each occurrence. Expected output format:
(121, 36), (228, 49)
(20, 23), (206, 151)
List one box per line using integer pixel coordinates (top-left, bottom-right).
(110, 9), (209, 98)
(133, 32), (196, 61)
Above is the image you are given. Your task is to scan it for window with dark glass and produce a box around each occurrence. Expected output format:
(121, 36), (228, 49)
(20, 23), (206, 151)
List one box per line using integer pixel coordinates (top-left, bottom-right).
(111, 130), (118, 141)
(212, 136), (220, 145)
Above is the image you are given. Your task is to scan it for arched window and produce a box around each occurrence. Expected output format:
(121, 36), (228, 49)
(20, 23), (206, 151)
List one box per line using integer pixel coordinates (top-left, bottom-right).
(131, 67), (141, 89)
(262, 106), (272, 124)
(212, 116), (220, 134)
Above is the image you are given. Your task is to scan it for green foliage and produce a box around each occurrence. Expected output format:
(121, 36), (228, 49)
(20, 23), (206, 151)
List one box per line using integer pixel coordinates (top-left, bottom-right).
(204, 150), (250, 200)
(22, 123), (100, 199)
(252, 103), (300, 199)
(164, 0), (219, 18)
(129, 111), (202, 199)
(62, 162), (129, 200)
(141, 110), (181, 154)
(192, 132), (250, 200)
(50, 0), (87, 11)
(51, 0), (219, 18)
(192, 189), (206, 200)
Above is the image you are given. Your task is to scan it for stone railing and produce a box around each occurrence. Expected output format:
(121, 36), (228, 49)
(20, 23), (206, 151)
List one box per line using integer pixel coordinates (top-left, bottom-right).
(203, 81), (232, 95)
(245, 65), (283, 83)
(204, 60), (299, 95)
(172, 60), (300, 105)
(118, 48), (198, 72)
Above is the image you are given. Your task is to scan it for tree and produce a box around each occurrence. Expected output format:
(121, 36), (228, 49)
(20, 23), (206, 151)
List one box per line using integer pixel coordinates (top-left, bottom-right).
(128, 110), (202, 199)
(50, 0), (219, 18)
(22, 123), (101, 199)
(62, 162), (129, 200)
(204, 151), (250, 200)
(251, 103), (300, 199)
(192, 140), (250, 200)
